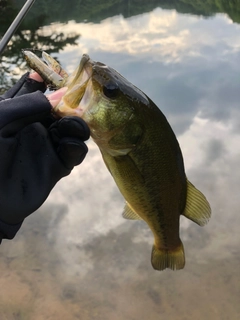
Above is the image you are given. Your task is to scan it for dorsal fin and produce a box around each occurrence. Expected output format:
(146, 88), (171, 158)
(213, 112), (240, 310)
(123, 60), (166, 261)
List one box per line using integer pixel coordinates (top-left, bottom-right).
(122, 203), (142, 220)
(183, 179), (211, 226)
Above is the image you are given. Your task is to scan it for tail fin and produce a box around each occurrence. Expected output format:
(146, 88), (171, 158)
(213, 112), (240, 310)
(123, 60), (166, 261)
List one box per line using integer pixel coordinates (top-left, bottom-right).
(151, 242), (185, 271)
(183, 179), (211, 226)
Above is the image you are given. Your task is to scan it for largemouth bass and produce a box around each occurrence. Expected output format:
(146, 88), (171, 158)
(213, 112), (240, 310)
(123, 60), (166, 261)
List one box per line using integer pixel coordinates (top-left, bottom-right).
(24, 51), (211, 271)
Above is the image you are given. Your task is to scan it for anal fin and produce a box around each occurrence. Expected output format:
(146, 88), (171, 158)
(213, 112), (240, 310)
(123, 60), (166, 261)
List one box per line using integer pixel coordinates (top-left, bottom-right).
(183, 179), (211, 226)
(122, 202), (142, 220)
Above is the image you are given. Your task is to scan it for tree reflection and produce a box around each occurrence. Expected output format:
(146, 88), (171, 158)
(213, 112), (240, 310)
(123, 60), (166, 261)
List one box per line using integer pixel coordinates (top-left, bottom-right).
(9, 0), (240, 23)
(1, 0), (240, 93)
(0, 1), (80, 94)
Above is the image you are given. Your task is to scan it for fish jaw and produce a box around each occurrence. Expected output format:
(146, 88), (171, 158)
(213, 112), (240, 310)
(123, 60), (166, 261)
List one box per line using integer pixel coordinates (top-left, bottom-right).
(53, 55), (95, 117)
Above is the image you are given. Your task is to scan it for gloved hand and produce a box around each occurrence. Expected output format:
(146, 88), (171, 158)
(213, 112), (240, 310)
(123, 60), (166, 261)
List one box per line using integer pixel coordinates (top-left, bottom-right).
(0, 71), (47, 98)
(0, 73), (90, 237)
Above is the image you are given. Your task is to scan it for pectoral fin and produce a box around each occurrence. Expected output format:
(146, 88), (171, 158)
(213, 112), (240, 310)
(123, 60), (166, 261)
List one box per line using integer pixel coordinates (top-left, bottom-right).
(122, 202), (142, 220)
(106, 148), (133, 157)
(183, 179), (211, 226)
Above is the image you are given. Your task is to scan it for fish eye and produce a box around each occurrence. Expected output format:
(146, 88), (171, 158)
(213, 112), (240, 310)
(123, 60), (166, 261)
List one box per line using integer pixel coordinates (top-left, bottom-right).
(103, 82), (119, 99)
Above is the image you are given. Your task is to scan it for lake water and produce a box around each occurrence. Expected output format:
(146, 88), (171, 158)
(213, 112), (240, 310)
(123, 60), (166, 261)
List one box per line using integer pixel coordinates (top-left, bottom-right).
(0, 1), (240, 319)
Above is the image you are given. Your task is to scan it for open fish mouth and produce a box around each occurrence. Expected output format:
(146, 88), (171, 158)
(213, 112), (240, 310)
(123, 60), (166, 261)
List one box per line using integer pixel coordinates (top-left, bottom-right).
(67, 54), (91, 89)
(53, 54), (94, 117)
(23, 50), (102, 118)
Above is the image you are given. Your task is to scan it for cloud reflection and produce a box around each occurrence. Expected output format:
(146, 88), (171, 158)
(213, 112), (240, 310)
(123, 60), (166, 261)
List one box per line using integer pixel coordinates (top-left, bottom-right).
(37, 7), (240, 269)
(1, 7), (240, 319)
(45, 8), (240, 137)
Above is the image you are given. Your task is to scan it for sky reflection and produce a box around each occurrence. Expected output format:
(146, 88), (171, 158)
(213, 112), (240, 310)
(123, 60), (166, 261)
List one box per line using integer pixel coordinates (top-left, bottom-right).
(46, 8), (240, 136)
(41, 7), (240, 239)
(37, 7), (240, 292)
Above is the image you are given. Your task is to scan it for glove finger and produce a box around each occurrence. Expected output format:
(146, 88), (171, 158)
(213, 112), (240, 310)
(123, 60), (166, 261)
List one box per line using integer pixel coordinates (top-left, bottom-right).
(57, 137), (88, 169)
(48, 125), (60, 146)
(1, 72), (46, 100)
(54, 116), (90, 141)
(40, 114), (56, 129)
(14, 77), (46, 97)
(1, 73), (29, 99)
(0, 92), (51, 137)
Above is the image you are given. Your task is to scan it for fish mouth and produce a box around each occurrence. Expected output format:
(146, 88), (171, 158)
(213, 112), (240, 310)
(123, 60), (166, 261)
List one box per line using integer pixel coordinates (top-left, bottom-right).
(68, 54), (92, 89)
(53, 54), (94, 117)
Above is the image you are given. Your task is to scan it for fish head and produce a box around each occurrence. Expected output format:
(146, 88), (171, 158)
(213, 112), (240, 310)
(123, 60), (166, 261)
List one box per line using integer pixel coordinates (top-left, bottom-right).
(54, 54), (149, 146)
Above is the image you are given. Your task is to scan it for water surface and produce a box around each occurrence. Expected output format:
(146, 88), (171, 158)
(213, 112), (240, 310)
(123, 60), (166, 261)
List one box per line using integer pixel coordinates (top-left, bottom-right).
(0, 1), (240, 319)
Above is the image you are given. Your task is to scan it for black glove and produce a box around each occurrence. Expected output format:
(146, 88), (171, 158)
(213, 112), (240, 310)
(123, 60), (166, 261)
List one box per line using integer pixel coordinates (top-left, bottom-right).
(0, 73), (90, 238)
(0, 72), (46, 99)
